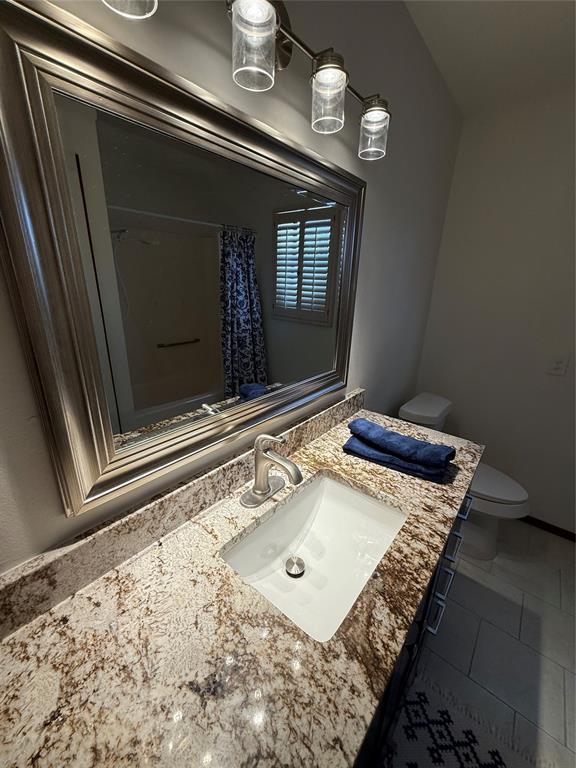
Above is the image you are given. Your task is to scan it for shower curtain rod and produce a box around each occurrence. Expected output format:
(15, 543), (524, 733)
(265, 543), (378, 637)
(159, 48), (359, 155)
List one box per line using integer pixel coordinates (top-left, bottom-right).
(107, 205), (255, 233)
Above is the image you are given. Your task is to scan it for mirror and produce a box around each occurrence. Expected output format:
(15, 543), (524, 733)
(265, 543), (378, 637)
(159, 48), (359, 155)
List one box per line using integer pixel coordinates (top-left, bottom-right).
(55, 95), (346, 450)
(0, 0), (364, 515)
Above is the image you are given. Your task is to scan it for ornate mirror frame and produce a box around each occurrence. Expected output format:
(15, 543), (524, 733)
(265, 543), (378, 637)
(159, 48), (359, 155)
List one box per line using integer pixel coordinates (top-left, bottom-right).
(0, 0), (365, 517)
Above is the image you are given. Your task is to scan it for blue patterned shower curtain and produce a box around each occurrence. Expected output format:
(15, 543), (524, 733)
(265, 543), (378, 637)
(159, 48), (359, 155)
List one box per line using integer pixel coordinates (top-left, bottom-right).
(219, 227), (268, 397)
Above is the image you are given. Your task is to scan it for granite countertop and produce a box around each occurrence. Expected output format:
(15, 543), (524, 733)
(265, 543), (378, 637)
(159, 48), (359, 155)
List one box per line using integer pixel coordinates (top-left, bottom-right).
(0, 409), (482, 767)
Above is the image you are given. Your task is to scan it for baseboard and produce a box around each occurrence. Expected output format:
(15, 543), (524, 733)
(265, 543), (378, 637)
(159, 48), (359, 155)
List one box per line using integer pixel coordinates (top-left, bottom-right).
(525, 515), (575, 542)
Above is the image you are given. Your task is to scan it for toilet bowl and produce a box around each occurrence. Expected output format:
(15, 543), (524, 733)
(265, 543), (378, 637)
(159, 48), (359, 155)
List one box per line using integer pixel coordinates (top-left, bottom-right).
(398, 393), (529, 559)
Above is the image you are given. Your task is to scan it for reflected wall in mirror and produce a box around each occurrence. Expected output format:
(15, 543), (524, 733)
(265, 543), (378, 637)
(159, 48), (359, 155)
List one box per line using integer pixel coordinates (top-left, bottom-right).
(55, 95), (346, 450)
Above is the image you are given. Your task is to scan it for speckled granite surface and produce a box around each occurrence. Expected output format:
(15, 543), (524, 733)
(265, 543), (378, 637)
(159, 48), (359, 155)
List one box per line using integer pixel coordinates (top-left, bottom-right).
(0, 391), (364, 640)
(0, 409), (482, 767)
(112, 385), (283, 450)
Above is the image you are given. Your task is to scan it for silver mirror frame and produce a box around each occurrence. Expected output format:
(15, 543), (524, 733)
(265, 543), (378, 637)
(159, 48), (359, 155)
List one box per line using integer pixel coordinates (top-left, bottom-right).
(0, 0), (365, 517)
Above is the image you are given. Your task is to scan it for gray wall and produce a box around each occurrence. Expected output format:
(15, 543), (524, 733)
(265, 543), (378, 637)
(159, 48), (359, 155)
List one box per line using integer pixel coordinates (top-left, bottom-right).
(0, 0), (460, 573)
(417, 87), (575, 532)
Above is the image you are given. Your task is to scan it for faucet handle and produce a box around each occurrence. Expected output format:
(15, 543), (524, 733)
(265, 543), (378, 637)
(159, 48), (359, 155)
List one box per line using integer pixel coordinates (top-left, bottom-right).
(254, 434), (284, 453)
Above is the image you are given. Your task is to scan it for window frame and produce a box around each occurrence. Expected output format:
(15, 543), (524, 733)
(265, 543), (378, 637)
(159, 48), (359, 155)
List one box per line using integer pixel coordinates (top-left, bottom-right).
(272, 206), (342, 326)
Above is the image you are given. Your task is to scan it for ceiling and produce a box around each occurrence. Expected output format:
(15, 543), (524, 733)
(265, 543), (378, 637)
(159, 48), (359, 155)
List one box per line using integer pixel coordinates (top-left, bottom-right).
(406, 0), (575, 114)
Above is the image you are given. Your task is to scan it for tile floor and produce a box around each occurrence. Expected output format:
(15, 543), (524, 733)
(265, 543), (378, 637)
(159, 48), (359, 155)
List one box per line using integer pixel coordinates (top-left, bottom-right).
(419, 517), (575, 768)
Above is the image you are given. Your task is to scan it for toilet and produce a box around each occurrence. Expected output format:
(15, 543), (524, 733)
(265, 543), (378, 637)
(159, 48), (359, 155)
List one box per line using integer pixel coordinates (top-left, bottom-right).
(398, 393), (529, 559)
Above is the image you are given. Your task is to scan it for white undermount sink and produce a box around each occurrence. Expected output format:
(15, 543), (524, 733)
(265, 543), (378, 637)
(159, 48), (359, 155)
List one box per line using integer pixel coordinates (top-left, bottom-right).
(222, 474), (407, 642)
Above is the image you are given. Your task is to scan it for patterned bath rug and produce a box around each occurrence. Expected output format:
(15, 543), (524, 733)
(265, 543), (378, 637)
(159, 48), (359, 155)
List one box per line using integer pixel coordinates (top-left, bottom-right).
(388, 675), (534, 768)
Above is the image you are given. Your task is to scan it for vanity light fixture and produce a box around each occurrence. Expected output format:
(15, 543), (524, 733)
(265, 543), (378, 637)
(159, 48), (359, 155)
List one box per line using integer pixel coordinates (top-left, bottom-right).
(100, 0), (158, 19)
(229, 0), (393, 160)
(98, 0), (391, 160)
(358, 95), (391, 160)
(311, 50), (348, 134)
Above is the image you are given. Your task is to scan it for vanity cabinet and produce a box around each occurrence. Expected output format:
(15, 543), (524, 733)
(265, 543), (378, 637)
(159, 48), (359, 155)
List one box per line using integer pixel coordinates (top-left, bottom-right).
(354, 492), (473, 767)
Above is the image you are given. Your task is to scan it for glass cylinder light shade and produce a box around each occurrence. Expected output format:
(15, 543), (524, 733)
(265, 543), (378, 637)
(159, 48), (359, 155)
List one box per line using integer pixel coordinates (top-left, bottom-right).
(100, 0), (158, 19)
(358, 97), (391, 161)
(311, 52), (348, 134)
(232, 0), (277, 92)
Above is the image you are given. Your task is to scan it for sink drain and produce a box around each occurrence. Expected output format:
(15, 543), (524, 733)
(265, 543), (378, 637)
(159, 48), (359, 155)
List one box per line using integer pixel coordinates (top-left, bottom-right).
(285, 554), (305, 578)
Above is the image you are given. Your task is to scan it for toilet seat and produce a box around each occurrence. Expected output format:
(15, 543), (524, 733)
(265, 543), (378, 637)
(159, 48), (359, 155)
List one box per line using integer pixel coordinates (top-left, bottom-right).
(470, 463), (529, 519)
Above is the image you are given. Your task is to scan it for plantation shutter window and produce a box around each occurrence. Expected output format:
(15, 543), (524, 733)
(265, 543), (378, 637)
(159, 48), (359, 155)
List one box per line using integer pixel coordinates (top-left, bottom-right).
(273, 208), (340, 324)
(275, 219), (301, 311)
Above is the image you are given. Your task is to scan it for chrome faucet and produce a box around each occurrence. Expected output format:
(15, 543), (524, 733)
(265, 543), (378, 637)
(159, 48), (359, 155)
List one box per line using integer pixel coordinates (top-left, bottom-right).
(201, 403), (221, 416)
(240, 434), (303, 508)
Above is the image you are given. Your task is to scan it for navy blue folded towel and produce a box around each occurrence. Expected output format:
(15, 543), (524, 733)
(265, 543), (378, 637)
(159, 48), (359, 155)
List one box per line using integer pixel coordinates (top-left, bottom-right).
(239, 383), (268, 402)
(348, 418), (455, 468)
(343, 436), (449, 482)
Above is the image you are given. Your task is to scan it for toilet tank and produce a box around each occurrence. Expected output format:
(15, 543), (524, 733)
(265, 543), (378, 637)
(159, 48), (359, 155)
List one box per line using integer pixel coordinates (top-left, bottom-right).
(398, 393), (452, 430)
